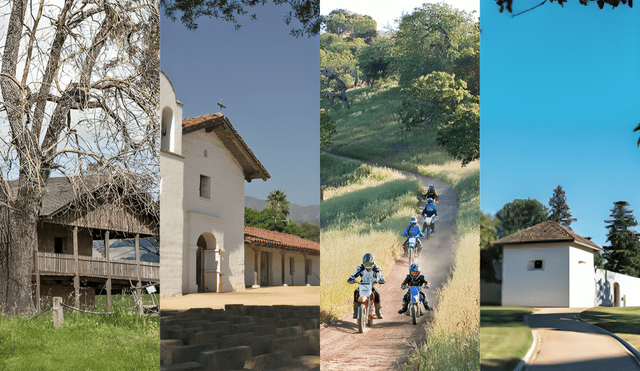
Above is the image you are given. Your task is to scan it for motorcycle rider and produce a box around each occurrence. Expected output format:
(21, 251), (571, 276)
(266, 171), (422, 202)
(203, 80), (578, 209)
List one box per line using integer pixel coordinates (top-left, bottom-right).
(402, 217), (425, 257)
(422, 198), (438, 234)
(398, 263), (432, 314)
(348, 253), (386, 319)
(424, 184), (438, 202)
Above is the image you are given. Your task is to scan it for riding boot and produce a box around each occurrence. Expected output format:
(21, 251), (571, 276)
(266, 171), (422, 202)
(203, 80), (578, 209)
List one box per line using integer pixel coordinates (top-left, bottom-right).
(423, 299), (432, 311)
(417, 241), (422, 257)
(398, 300), (408, 314)
(375, 302), (383, 319)
(353, 301), (358, 319)
(402, 242), (408, 257)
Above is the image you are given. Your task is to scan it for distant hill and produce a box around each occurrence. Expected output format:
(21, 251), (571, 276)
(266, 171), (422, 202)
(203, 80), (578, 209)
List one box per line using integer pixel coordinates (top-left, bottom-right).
(245, 196), (320, 227)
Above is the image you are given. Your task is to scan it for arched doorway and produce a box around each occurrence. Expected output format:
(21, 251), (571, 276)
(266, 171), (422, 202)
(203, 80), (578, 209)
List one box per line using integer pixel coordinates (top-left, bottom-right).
(195, 233), (217, 293)
(196, 235), (206, 293)
(613, 282), (620, 307)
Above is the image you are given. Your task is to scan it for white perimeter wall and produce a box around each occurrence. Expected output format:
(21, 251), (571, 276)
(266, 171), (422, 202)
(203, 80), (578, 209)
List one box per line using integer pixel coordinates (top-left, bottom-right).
(502, 243), (569, 307)
(569, 245), (596, 307)
(245, 246), (320, 287)
(595, 269), (640, 307)
(183, 129), (246, 292)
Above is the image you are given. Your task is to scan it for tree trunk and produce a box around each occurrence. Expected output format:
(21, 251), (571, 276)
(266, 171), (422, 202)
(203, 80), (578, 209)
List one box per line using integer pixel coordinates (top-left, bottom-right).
(6, 180), (40, 315)
(321, 68), (350, 110)
(0, 178), (9, 311)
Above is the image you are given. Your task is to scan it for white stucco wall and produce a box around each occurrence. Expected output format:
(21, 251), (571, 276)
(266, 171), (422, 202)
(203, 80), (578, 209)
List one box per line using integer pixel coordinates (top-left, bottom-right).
(244, 246), (319, 287)
(569, 245), (596, 307)
(595, 269), (640, 307)
(183, 129), (246, 292)
(159, 72), (185, 298)
(502, 242), (570, 307)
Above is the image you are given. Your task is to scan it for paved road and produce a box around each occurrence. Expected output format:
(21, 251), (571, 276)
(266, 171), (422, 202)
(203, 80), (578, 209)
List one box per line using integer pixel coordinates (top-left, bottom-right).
(524, 308), (640, 371)
(320, 158), (458, 370)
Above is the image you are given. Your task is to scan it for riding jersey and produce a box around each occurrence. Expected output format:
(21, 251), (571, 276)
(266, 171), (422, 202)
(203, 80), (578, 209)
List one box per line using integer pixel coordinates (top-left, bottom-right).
(425, 189), (438, 201)
(348, 264), (385, 284)
(401, 274), (429, 287)
(422, 203), (437, 218)
(402, 225), (424, 238)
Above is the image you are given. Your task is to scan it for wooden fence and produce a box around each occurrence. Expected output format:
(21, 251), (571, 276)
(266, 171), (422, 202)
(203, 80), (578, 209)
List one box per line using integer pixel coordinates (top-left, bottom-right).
(36, 251), (159, 281)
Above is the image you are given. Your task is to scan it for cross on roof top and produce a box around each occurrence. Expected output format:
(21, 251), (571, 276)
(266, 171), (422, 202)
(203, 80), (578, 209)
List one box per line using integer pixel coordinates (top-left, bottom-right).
(217, 99), (226, 114)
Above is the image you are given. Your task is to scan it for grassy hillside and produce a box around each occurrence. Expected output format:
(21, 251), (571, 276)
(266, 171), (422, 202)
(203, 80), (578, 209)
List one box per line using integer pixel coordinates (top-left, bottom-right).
(323, 82), (479, 370)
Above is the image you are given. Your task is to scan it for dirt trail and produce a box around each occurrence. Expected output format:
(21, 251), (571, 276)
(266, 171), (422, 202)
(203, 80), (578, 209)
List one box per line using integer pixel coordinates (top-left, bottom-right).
(320, 157), (458, 370)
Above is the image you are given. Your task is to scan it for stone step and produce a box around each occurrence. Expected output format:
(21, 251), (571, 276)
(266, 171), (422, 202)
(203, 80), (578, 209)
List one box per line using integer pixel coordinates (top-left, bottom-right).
(160, 362), (203, 371)
(199, 345), (251, 371)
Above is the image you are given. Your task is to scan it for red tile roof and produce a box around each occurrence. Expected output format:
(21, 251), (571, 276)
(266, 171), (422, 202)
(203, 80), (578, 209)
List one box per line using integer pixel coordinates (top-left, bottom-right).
(493, 220), (602, 251)
(182, 113), (224, 130)
(244, 226), (320, 253)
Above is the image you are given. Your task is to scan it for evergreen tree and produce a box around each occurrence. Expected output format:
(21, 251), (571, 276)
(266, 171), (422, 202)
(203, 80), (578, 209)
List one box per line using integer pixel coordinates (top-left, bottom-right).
(547, 185), (577, 226)
(602, 201), (640, 277)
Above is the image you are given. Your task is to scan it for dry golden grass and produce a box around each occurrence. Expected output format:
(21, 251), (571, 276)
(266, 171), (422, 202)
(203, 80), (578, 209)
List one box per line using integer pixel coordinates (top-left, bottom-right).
(322, 165), (405, 200)
(414, 159), (479, 188)
(428, 231), (480, 338)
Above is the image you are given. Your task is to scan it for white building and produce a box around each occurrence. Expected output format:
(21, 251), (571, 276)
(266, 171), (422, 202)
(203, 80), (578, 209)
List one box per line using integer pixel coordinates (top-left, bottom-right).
(495, 220), (640, 307)
(159, 72), (320, 297)
(159, 72), (270, 297)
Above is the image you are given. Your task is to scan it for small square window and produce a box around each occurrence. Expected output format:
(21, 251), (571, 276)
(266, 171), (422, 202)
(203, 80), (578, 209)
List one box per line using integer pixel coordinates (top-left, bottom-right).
(527, 259), (544, 271)
(199, 175), (211, 199)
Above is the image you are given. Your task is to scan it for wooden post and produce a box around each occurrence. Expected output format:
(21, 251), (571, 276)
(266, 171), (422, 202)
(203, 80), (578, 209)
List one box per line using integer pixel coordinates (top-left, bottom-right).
(281, 252), (286, 286)
(34, 230), (40, 312)
(290, 256), (295, 287)
(135, 234), (142, 315)
(52, 297), (63, 328)
(73, 226), (80, 308)
(105, 231), (111, 310)
(252, 248), (260, 288)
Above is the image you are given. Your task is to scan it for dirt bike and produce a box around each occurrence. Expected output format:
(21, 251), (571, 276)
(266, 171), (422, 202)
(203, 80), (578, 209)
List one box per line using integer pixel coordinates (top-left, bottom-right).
(350, 280), (378, 333)
(407, 237), (418, 265)
(404, 283), (430, 325)
(423, 215), (436, 238)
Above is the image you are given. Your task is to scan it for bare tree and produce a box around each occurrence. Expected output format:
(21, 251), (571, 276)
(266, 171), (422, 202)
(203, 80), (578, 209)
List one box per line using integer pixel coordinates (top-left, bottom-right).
(0, 0), (159, 315)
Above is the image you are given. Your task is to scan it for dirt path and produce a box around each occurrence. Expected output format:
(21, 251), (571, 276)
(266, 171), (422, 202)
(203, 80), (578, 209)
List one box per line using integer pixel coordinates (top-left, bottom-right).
(524, 308), (640, 371)
(320, 156), (458, 370)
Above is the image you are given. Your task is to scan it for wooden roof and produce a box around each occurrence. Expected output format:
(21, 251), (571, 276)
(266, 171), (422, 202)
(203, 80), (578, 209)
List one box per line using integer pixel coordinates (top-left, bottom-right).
(182, 113), (270, 182)
(8, 176), (158, 236)
(493, 220), (601, 251)
(244, 226), (319, 254)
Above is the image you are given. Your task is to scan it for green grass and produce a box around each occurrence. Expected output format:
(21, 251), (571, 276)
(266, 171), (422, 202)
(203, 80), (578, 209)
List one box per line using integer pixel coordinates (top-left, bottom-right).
(480, 307), (536, 371)
(0, 294), (159, 370)
(326, 81), (437, 162)
(581, 306), (640, 351)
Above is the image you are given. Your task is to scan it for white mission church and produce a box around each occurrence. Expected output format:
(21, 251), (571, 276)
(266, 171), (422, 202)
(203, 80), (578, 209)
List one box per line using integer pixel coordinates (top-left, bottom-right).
(159, 72), (319, 297)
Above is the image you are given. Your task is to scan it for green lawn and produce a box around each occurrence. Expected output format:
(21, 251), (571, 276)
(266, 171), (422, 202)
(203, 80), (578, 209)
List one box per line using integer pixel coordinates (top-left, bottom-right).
(480, 307), (536, 371)
(581, 306), (640, 351)
(0, 294), (159, 371)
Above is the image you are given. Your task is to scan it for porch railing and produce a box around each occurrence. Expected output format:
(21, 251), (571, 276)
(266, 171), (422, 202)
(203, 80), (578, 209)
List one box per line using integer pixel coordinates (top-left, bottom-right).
(35, 251), (159, 281)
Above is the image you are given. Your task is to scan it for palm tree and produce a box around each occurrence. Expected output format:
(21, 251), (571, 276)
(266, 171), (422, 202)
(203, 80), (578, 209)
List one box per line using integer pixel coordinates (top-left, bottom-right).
(267, 189), (291, 219)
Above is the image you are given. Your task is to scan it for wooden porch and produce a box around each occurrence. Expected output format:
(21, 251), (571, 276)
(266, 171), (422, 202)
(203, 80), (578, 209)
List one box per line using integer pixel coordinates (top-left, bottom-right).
(35, 251), (159, 281)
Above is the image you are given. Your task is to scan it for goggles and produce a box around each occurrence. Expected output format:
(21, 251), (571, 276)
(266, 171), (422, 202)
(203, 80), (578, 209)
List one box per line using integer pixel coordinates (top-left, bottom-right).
(363, 261), (374, 269)
(410, 270), (419, 276)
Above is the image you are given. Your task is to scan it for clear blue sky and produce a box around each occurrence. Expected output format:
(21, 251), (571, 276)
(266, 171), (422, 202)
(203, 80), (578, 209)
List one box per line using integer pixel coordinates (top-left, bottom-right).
(161, 4), (319, 206)
(481, 0), (640, 248)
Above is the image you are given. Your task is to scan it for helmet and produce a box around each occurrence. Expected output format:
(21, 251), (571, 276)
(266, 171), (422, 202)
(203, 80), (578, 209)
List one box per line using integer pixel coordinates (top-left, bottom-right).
(429, 184), (434, 190)
(410, 216), (418, 226)
(426, 198), (434, 204)
(409, 263), (420, 277)
(363, 253), (375, 271)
